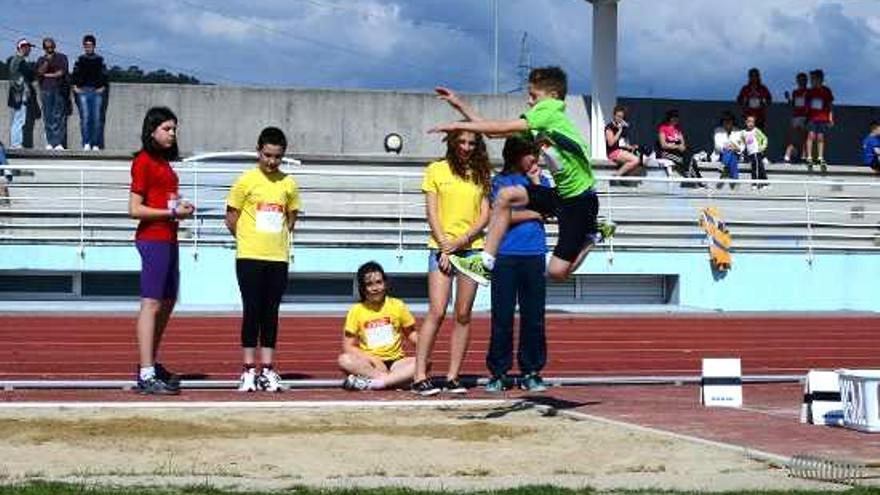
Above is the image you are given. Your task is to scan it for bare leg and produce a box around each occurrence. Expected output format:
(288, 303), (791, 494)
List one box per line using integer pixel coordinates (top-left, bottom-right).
(242, 348), (256, 366)
(805, 132), (815, 161)
(446, 275), (478, 381)
(615, 151), (642, 177)
(260, 347), (275, 367)
(817, 133), (826, 159)
(414, 270), (452, 382)
(136, 298), (162, 367)
(151, 298), (175, 362)
(338, 352), (386, 378)
(547, 241), (594, 282)
(384, 357), (417, 388)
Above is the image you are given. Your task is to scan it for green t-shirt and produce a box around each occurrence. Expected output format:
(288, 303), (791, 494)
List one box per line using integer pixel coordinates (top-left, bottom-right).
(522, 98), (595, 198)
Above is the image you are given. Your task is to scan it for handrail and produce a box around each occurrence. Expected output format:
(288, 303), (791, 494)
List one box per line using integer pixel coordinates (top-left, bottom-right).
(1, 161), (878, 259)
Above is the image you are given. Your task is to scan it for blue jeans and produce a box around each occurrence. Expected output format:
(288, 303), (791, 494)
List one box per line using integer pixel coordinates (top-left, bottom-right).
(41, 88), (67, 147)
(9, 102), (28, 148)
(76, 88), (104, 148)
(487, 254), (547, 377)
(720, 149), (739, 179)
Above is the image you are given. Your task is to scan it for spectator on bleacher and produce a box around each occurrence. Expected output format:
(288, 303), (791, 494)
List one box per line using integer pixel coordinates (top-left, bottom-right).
(413, 129), (490, 396)
(225, 127), (300, 393)
(36, 37), (69, 150)
(737, 115), (769, 190)
(485, 136), (549, 393)
(736, 68), (772, 129)
(338, 262), (418, 391)
(804, 69), (834, 174)
(783, 72), (809, 164)
(605, 105), (643, 183)
(6, 38), (38, 149)
(657, 109), (704, 185)
(128, 106), (193, 395)
(712, 112), (742, 187)
(862, 121), (880, 175)
(0, 140), (10, 205)
(71, 34), (108, 151)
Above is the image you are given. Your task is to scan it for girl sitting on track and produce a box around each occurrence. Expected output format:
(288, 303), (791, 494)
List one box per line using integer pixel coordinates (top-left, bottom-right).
(338, 261), (418, 391)
(128, 106), (194, 395)
(412, 129), (491, 396)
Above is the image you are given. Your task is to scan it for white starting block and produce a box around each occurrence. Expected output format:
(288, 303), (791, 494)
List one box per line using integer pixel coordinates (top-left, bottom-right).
(701, 358), (742, 407)
(838, 369), (880, 433)
(800, 370), (843, 426)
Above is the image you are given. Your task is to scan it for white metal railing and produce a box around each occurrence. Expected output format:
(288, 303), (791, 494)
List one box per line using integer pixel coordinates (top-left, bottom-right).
(1, 160), (879, 263)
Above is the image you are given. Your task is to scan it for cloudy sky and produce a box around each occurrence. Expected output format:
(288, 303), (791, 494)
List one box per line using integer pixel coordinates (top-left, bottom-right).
(3, 0), (879, 105)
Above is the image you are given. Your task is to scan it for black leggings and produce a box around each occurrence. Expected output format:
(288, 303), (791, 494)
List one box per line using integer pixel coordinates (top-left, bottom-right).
(236, 259), (289, 348)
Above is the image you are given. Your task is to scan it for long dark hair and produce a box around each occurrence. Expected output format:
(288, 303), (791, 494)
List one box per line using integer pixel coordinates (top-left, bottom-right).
(356, 261), (388, 302)
(443, 128), (491, 192)
(139, 106), (179, 161)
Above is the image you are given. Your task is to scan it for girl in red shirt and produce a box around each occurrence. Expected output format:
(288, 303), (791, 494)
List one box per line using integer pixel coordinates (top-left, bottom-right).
(128, 107), (194, 395)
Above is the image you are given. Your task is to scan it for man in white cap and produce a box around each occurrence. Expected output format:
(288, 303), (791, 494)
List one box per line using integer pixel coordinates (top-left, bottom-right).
(7, 38), (38, 149)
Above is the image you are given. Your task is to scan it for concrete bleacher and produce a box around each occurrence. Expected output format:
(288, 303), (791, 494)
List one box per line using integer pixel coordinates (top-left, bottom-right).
(1, 151), (878, 252)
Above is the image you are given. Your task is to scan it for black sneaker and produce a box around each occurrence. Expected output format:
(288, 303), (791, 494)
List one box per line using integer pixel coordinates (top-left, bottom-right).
(411, 379), (440, 396)
(136, 376), (180, 395)
(154, 363), (181, 391)
(444, 378), (467, 394)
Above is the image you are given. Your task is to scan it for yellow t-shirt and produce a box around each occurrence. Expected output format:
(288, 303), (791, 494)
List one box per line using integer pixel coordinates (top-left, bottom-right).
(226, 167), (300, 262)
(421, 160), (486, 249)
(343, 297), (415, 361)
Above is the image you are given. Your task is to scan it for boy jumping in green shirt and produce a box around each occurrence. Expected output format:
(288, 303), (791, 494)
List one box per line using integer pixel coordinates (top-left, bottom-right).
(430, 66), (614, 285)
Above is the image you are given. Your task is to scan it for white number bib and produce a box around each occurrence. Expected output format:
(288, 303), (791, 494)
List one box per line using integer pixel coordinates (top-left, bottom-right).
(365, 322), (395, 348)
(748, 97), (762, 109)
(256, 203), (284, 233)
(794, 96), (806, 108)
(810, 98), (824, 110)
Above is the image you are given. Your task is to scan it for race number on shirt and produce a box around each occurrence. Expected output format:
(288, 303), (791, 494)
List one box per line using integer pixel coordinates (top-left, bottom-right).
(748, 97), (762, 109)
(256, 203), (284, 233)
(810, 98), (824, 110)
(794, 96), (806, 108)
(364, 318), (396, 348)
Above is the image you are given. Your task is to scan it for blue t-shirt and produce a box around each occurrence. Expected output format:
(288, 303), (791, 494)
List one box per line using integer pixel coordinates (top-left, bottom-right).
(862, 134), (880, 166)
(491, 172), (549, 256)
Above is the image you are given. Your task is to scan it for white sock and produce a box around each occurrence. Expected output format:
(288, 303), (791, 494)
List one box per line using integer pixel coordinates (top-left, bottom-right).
(481, 252), (495, 270)
(139, 366), (155, 381)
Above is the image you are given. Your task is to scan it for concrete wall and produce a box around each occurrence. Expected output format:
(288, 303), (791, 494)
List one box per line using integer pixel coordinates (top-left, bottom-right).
(1, 81), (877, 163)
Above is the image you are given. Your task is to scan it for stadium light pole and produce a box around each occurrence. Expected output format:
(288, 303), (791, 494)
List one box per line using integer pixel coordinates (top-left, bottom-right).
(586, 0), (619, 159)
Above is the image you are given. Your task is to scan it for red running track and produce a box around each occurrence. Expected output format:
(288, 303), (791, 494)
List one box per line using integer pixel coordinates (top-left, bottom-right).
(2, 314), (879, 380)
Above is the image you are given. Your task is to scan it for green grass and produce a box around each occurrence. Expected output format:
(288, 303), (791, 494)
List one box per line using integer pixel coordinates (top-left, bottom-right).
(1, 482), (880, 495)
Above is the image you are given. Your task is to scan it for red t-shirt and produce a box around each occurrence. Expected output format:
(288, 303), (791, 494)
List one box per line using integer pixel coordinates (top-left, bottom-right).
(806, 86), (834, 123)
(737, 84), (772, 118)
(658, 123), (683, 147)
(130, 151), (179, 242)
(791, 88), (809, 117)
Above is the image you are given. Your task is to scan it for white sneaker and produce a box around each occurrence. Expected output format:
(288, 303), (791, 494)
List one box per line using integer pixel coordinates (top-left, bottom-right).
(45, 144), (54, 150)
(83, 144), (91, 151)
(92, 146), (101, 151)
(342, 374), (370, 391)
(54, 145), (65, 151)
(258, 367), (284, 392)
(237, 367), (258, 392)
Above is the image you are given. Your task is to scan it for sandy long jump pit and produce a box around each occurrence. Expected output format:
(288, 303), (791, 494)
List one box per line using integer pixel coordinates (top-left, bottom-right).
(0, 401), (843, 492)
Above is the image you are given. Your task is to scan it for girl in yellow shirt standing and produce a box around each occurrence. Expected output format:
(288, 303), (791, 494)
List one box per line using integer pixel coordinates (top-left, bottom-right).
(225, 127), (300, 393)
(338, 261), (418, 391)
(412, 130), (491, 395)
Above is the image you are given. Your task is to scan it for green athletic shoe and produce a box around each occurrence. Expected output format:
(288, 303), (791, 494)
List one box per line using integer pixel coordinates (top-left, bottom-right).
(596, 220), (617, 244)
(520, 373), (548, 392)
(485, 375), (508, 393)
(449, 253), (491, 286)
